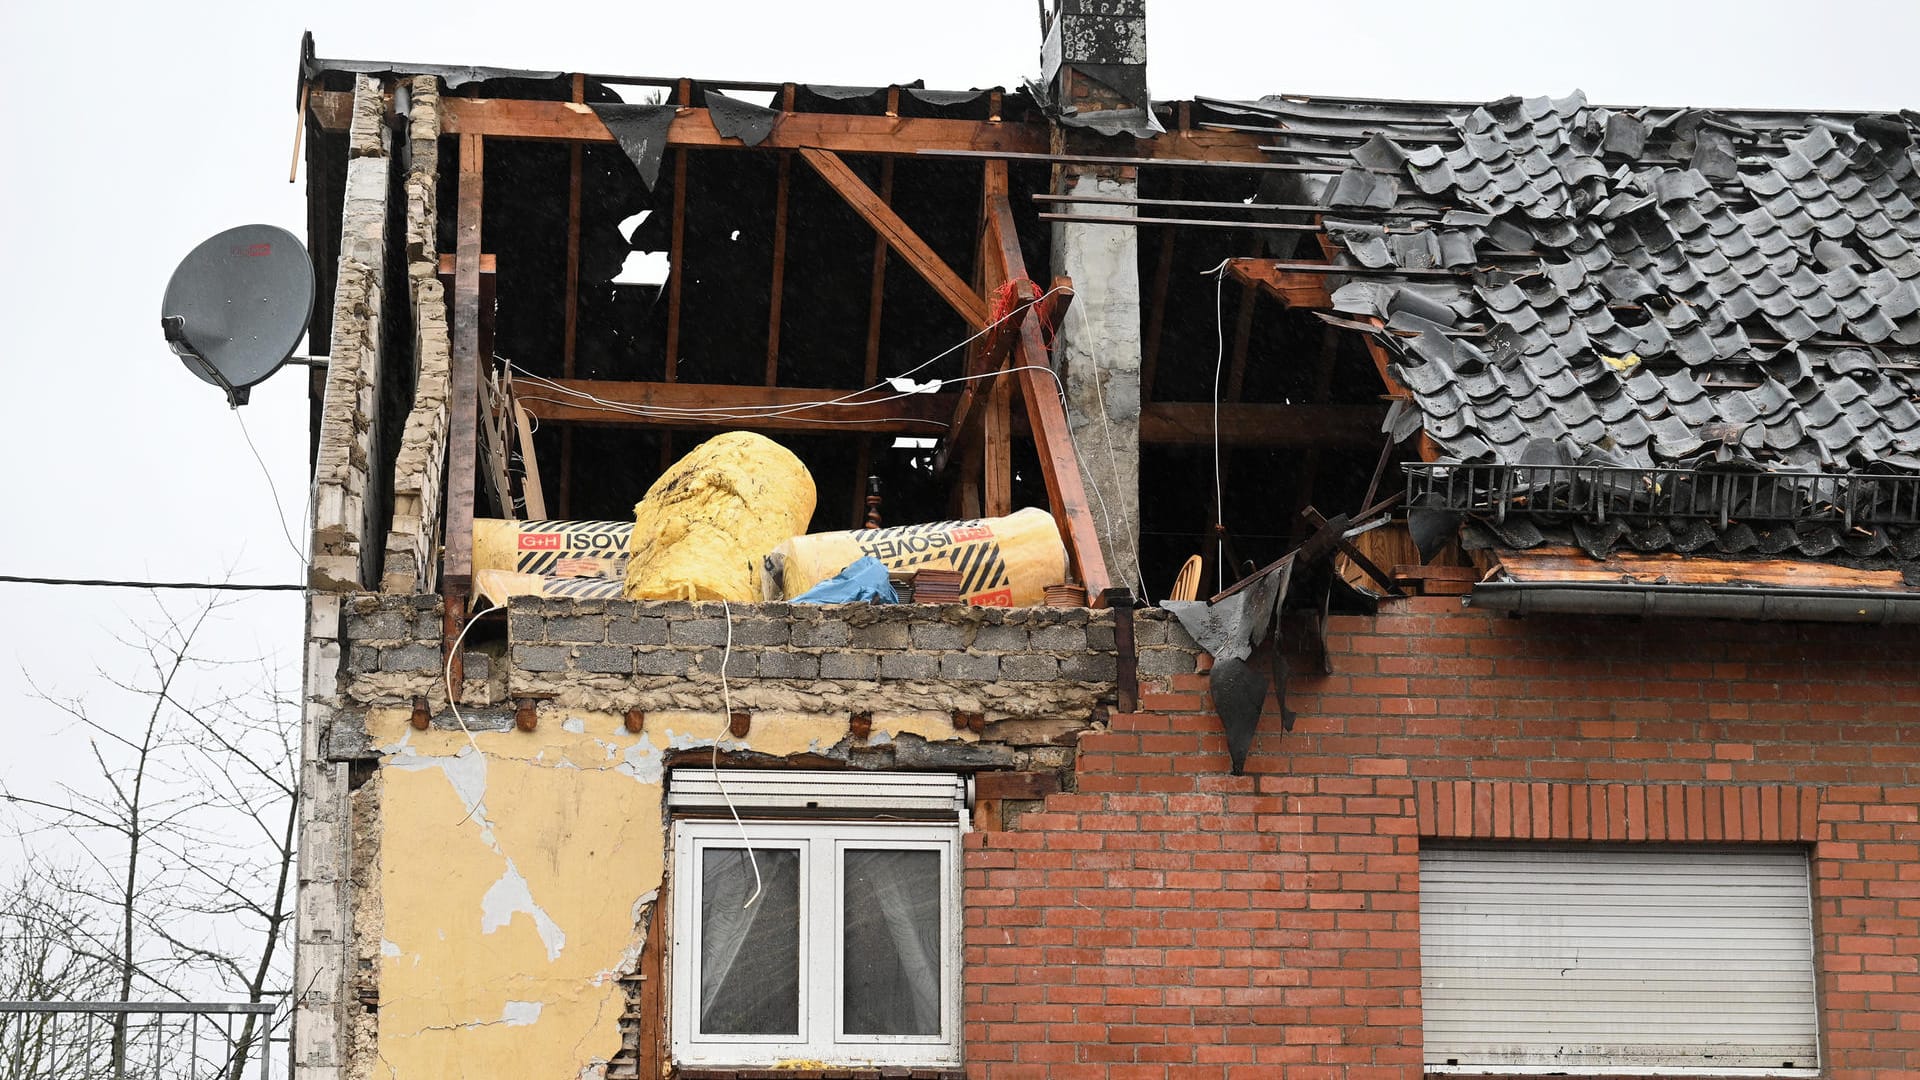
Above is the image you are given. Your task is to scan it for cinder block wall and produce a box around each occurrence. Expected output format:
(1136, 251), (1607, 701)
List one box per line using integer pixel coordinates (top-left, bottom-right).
(965, 598), (1920, 1079)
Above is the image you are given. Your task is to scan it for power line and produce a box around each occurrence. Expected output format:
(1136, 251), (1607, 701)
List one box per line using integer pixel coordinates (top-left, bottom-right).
(0, 575), (304, 592)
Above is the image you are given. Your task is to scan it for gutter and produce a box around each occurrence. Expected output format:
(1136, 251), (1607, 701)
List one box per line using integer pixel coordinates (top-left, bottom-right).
(1471, 580), (1920, 624)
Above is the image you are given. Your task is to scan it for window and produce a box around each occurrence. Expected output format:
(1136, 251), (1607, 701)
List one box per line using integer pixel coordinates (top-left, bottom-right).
(1420, 845), (1819, 1076)
(667, 771), (964, 1068)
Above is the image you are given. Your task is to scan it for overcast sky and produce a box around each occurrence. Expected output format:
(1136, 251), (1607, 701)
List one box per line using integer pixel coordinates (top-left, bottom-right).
(4, 0), (1920, 862)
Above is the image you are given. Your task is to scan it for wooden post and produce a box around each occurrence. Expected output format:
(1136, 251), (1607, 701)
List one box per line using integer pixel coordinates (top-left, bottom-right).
(664, 78), (692, 384)
(765, 151), (791, 385)
(444, 132), (485, 686)
(559, 73), (584, 518)
(980, 159), (1012, 518)
(853, 158), (895, 528)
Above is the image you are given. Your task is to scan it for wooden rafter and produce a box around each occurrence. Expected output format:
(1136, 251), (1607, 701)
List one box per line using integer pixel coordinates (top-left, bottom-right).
(560, 74), (584, 517)
(516, 379), (955, 434)
(765, 152), (792, 385)
(1139, 403), (1383, 448)
(797, 147), (987, 329)
(1224, 257), (1333, 309)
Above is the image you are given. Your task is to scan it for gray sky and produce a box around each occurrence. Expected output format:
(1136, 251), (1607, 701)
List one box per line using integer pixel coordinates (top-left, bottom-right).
(3, 0), (1920, 847)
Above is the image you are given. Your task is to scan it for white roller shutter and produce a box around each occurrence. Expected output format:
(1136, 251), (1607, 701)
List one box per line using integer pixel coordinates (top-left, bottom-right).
(1420, 845), (1818, 1076)
(666, 769), (967, 816)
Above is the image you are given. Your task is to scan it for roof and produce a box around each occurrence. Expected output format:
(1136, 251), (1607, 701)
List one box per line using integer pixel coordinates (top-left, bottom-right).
(1237, 90), (1920, 561)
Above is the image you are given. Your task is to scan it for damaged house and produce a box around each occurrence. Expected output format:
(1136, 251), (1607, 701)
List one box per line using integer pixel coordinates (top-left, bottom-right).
(289, 4), (1920, 1078)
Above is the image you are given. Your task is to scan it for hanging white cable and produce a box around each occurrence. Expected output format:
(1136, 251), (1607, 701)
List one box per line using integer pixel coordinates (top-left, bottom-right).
(711, 597), (763, 909)
(444, 600), (496, 826)
(233, 408), (308, 568)
(1205, 260), (1231, 593)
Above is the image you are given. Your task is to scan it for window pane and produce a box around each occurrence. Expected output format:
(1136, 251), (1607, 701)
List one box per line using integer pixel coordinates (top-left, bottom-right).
(842, 849), (942, 1036)
(700, 848), (799, 1035)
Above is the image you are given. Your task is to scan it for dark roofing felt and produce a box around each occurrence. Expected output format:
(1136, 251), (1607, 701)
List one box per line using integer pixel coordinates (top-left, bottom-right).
(1227, 91), (1920, 560)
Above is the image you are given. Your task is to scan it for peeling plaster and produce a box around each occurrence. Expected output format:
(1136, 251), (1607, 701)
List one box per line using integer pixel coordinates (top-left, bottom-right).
(367, 705), (980, 1079)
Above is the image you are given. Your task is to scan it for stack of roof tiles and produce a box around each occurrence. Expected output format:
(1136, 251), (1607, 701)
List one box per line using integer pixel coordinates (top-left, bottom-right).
(1260, 90), (1920, 560)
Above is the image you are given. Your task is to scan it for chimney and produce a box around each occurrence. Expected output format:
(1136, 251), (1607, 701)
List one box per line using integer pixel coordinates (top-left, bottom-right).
(1040, 0), (1155, 135)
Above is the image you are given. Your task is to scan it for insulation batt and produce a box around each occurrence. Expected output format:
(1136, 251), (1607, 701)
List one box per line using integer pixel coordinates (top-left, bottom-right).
(624, 432), (817, 602)
(766, 506), (1066, 607)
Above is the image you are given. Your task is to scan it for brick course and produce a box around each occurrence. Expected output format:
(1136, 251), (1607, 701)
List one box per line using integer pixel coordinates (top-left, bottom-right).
(965, 597), (1920, 1079)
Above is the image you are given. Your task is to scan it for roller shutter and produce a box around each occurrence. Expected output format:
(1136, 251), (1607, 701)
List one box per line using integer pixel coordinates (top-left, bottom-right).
(666, 769), (967, 817)
(1420, 845), (1818, 1075)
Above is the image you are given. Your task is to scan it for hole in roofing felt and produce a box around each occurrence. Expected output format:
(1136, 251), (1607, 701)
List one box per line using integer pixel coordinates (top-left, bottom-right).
(603, 83), (669, 105)
(613, 251), (670, 287)
(619, 210), (652, 243)
(718, 89), (780, 109)
(731, 229), (741, 241)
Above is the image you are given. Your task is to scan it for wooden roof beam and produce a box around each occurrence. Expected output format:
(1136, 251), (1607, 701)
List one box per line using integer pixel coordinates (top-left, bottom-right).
(514, 379), (956, 434)
(1224, 258), (1333, 309)
(798, 147), (988, 330)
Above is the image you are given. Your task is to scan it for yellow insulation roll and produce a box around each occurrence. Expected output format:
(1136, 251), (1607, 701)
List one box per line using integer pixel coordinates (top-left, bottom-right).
(765, 506), (1065, 607)
(472, 518), (631, 579)
(624, 432), (817, 602)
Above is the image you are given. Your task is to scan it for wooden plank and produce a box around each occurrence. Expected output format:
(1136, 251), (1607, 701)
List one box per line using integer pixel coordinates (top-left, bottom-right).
(1495, 547), (1915, 592)
(983, 374), (1012, 518)
(516, 379), (957, 434)
(797, 147), (987, 330)
(1139, 403), (1384, 448)
(434, 96), (1050, 155)
(664, 148), (688, 382)
(765, 152), (792, 385)
(972, 771), (1062, 800)
(862, 159), (896, 384)
(561, 75), (584, 517)
(1225, 258), (1334, 309)
(512, 400), (548, 520)
(444, 133), (484, 675)
(477, 370), (515, 518)
(1139, 175), (1181, 405)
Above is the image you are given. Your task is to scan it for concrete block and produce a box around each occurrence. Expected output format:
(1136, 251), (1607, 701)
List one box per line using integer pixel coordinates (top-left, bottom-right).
(820, 652), (879, 680)
(850, 621), (911, 650)
(718, 650), (760, 679)
(578, 645), (635, 674)
(727, 618), (791, 647)
(348, 645), (381, 674)
(757, 651), (821, 679)
(792, 619), (851, 648)
(511, 644), (571, 673)
(380, 644), (441, 673)
(879, 652), (939, 680)
(1086, 622), (1117, 651)
(1000, 654), (1061, 682)
(347, 610), (410, 643)
(508, 612), (545, 643)
(1137, 646), (1200, 676)
(547, 615), (610, 644)
(974, 624), (1030, 651)
(608, 616), (669, 645)
(1060, 652), (1119, 682)
(938, 653), (1000, 681)
(910, 622), (971, 650)
(669, 619), (730, 646)
(634, 649), (694, 677)
(1030, 624), (1089, 652)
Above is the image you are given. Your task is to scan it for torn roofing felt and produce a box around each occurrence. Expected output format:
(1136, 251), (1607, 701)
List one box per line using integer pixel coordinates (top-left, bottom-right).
(1257, 89), (1920, 561)
(592, 103), (676, 190)
(706, 91), (778, 146)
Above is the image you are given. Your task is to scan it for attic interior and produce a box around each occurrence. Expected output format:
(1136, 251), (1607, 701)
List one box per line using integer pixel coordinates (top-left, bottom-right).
(299, 68), (1409, 610)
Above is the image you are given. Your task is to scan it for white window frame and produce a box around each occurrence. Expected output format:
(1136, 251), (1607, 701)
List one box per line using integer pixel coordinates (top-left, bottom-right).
(670, 817), (963, 1068)
(1420, 843), (1820, 1078)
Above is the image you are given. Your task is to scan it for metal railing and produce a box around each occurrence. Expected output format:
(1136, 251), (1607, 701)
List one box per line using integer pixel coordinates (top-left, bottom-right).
(0, 1001), (278, 1080)
(1404, 462), (1920, 529)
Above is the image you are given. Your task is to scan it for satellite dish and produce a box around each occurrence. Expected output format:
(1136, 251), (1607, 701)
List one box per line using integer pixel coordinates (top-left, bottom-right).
(161, 224), (315, 406)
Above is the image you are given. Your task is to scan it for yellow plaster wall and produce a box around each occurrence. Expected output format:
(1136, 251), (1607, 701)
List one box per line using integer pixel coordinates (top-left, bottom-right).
(366, 705), (971, 1079)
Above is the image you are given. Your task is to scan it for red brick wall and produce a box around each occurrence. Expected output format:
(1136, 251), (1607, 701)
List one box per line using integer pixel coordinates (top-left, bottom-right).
(962, 598), (1920, 1079)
